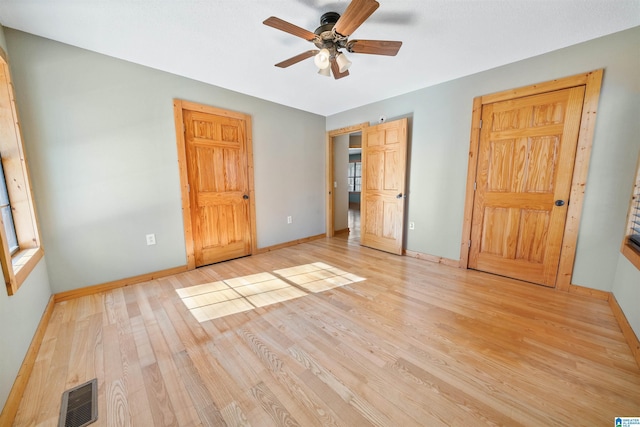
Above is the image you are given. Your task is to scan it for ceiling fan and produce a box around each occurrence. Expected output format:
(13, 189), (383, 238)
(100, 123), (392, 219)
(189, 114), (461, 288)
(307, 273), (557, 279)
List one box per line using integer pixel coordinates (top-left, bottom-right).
(263, 0), (402, 79)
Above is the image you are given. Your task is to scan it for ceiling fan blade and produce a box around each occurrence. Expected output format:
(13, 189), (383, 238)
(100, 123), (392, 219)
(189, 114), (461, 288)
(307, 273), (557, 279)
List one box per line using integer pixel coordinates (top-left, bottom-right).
(348, 39), (402, 56)
(263, 16), (317, 41)
(333, 0), (380, 37)
(275, 50), (319, 68)
(331, 59), (350, 80)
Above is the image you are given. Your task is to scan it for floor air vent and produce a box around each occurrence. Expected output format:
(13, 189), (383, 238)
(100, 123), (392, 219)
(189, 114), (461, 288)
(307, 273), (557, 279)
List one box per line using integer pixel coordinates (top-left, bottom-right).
(59, 378), (98, 427)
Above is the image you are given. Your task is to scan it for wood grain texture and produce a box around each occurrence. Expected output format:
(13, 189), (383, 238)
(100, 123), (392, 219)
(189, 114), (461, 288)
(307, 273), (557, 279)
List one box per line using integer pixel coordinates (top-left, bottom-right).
(460, 97), (483, 268)
(463, 71), (603, 291)
(173, 99), (197, 270)
(334, 0), (380, 37)
(0, 57), (43, 295)
(174, 100), (257, 270)
(568, 283), (611, 301)
(275, 50), (318, 68)
(184, 109), (252, 266)
(13, 237), (640, 426)
(555, 69), (603, 291)
(348, 40), (402, 56)
(361, 118), (407, 255)
(469, 87), (585, 287)
(263, 16), (317, 41)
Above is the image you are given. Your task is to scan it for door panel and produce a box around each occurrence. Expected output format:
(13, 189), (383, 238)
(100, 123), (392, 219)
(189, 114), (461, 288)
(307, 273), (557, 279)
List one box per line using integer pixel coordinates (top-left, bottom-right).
(361, 118), (408, 255)
(184, 110), (252, 266)
(469, 86), (585, 286)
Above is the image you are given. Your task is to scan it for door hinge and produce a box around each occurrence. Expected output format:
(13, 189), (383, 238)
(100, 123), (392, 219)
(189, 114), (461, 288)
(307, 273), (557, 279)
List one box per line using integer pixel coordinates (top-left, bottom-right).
(474, 182), (477, 191)
(479, 119), (483, 129)
(182, 122), (186, 133)
(187, 184), (190, 193)
(468, 239), (471, 248)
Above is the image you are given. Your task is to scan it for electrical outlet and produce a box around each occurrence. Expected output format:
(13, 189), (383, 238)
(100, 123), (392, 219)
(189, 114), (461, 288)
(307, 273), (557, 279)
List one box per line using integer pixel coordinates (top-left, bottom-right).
(287, 216), (292, 224)
(146, 234), (156, 245)
(409, 222), (415, 230)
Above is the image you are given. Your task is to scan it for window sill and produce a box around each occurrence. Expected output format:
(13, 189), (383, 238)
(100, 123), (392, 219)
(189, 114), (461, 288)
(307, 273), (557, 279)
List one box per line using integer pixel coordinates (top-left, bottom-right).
(6, 247), (44, 295)
(621, 242), (640, 271)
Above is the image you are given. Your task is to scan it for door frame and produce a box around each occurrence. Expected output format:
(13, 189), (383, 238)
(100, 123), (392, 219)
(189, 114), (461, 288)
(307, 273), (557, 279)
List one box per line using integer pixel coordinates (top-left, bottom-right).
(459, 70), (603, 291)
(173, 99), (258, 270)
(326, 122), (370, 237)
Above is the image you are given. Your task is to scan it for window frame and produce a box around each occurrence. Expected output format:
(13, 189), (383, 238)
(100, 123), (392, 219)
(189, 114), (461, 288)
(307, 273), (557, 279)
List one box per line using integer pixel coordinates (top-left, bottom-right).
(621, 153), (640, 270)
(348, 160), (361, 193)
(0, 48), (44, 295)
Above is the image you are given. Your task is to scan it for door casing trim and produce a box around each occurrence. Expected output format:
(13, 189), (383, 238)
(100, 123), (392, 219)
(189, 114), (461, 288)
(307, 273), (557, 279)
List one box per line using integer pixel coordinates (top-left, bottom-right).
(173, 99), (257, 270)
(325, 122), (370, 237)
(459, 69), (604, 291)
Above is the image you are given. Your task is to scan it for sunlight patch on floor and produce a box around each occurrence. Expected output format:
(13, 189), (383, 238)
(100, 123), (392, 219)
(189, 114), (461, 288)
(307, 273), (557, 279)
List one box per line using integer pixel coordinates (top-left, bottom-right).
(176, 263), (365, 322)
(273, 262), (366, 293)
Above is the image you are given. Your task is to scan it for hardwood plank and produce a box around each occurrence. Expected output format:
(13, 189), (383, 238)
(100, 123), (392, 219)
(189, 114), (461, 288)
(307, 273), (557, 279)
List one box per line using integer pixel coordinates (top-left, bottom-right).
(220, 400), (252, 427)
(173, 349), (227, 426)
(142, 362), (179, 426)
(13, 237), (640, 426)
(250, 381), (301, 427)
(31, 316), (76, 424)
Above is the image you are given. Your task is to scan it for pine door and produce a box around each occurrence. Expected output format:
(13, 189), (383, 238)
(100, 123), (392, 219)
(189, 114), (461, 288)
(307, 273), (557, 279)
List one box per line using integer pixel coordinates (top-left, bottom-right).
(469, 86), (586, 286)
(360, 118), (408, 255)
(183, 109), (252, 266)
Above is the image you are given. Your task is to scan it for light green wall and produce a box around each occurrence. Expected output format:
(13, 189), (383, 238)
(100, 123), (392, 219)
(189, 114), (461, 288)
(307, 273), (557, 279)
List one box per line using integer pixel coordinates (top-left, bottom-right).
(327, 26), (640, 337)
(0, 25), (53, 413)
(0, 260), (51, 411)
(4, 29), (326, 294)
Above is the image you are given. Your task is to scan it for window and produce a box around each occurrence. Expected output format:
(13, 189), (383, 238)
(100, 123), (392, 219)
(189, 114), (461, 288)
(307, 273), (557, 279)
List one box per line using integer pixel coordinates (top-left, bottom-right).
(0, 50), (43, 295)
(621, 153), (640, 270)
(348, 161), (361, 192)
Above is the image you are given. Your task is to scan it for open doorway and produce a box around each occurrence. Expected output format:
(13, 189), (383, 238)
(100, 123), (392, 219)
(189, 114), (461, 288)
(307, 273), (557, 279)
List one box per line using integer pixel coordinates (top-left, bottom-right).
(327, 119), (409, 254)
(326, 122), (369, 240)
(333, 133), (362, 241)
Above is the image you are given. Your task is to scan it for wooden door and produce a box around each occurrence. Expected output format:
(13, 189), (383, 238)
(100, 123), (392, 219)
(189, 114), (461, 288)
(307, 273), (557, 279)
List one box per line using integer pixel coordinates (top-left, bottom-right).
(360, 118), (408, 255)
(183, 109), (252, 266)
(469, 86), (586, 286)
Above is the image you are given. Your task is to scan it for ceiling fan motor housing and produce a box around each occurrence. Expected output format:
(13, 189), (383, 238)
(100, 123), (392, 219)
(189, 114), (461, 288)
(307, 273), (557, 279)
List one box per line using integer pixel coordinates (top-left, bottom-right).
(314, 12), (348, 56)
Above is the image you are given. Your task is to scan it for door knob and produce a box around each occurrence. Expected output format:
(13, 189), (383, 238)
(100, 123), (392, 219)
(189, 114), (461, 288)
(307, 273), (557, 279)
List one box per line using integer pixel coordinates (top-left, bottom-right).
(396, 193), (403, 199)
(554, 200), (565, 206)
(243, 194), (249, 200)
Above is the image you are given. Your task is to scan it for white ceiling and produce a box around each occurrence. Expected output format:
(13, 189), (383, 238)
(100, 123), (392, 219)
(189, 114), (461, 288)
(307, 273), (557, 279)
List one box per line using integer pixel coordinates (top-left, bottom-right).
(0, 1), (638, 116)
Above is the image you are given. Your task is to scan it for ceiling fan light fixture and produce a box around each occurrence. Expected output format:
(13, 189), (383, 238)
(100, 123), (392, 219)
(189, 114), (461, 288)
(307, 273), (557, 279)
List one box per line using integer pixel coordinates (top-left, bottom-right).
(264, 0), (403, 80)
(318, 67), (331, 77)
(336, 52), (352, 73)
(314, 48), (331, 69)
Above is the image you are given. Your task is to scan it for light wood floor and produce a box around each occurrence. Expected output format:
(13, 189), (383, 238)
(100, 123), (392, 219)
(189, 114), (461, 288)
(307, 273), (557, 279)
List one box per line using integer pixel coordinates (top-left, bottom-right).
(14, 237), (640, 426)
